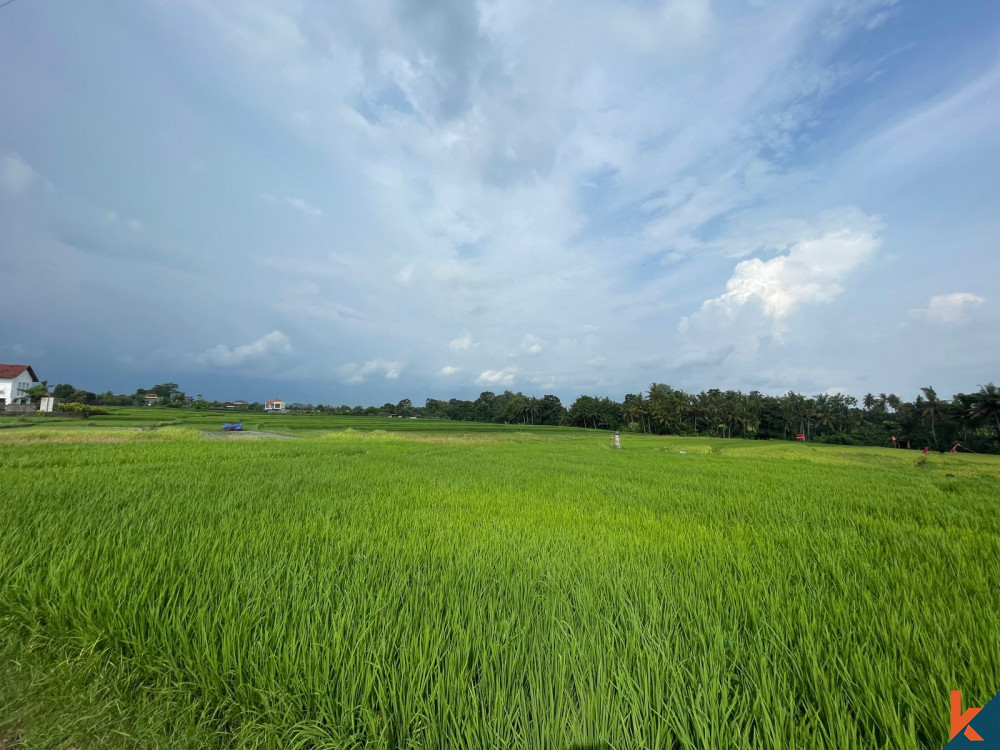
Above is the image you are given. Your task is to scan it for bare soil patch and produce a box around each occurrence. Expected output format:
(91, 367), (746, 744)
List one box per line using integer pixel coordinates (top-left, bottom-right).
(201, 430), (297, 440)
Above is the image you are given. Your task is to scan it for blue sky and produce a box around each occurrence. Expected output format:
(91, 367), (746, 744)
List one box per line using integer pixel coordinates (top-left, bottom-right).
(1, 0), (997, 404)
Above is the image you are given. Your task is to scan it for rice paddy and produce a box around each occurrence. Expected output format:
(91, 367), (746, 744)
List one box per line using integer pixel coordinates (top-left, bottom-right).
(1, 415), (998, 749)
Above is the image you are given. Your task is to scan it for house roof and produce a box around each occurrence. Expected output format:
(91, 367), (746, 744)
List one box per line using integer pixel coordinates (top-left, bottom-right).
(145, 393), (159, 398)
(265, 399), (284, 405)
(0, 364), (38, 380)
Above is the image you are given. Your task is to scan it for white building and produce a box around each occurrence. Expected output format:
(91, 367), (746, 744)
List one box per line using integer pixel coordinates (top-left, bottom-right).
(264, 399), (285, 412)
(0, 364), (40, 406)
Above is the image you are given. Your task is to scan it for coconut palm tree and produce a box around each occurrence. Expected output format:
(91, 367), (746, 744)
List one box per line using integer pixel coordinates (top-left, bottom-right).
(920, 386), (941, 448)
(969, 383), (1000, 438)
(525, 398), (540, 426)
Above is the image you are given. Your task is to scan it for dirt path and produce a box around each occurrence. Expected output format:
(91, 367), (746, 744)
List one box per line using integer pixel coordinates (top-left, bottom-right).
(201, 430), (298, 440)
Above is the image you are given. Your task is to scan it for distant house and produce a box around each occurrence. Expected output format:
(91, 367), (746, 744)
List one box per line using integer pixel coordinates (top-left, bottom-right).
(264, 399), (285, 412)
(232, 400), (248, 408)
(144, 393), (160, 406)
(0, 364), (40, 407)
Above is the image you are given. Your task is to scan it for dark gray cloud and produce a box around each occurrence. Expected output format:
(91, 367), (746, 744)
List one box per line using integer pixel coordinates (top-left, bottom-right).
(0, 0), (997, 404)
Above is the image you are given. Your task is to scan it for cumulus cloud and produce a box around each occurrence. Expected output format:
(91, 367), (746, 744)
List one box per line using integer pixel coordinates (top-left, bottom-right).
(676, 209), (883, 367)
(1, 153), (37, 196)
(448, 332), (475, 351)
(439, 365), (459, 376)
(910, 292), (985, 324)
(192, 330), (293, 367)
(4, 1), (995, 402)
(684, 210), (883, 328)
(337, 359), (403, 384)
(519, 334), (545, 357)
(476, 367), (517, 386)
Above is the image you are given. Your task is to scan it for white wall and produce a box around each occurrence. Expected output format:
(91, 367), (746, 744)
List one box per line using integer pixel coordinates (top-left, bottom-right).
(0, 370), (39, 404)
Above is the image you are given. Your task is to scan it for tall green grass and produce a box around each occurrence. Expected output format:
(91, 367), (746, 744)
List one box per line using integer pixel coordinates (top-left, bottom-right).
(1, 432), (998, 748)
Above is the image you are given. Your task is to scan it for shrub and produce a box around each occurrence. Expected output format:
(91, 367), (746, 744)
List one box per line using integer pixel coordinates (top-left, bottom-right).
(57, 402), (108, 418)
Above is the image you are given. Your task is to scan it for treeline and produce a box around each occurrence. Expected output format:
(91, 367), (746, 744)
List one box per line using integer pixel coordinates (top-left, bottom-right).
(41, 379), (1000, 454)
(311, 384), (1000, 454)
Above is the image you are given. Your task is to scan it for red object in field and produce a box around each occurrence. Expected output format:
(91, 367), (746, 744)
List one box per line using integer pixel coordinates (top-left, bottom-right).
(795, 433), (806, 442)
(922, 446), (929, 455)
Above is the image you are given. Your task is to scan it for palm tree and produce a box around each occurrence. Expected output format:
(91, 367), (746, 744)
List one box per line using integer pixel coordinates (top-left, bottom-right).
(647, 383), (675, 433)
(920, 386), (941, 448)
(969, 383), (1000, 438)
(525, 398), (540, 426)
(624, 395), (647, 433)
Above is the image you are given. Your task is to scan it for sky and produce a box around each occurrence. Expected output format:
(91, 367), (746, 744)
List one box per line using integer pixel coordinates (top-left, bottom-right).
(1, 0), (998, 405)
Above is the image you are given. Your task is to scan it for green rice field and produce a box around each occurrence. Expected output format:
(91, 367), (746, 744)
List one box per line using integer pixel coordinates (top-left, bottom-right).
(1, 412), (999, 748)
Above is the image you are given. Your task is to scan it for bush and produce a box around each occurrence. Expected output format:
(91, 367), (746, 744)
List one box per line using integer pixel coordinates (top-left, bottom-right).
(57, 402), (108, 418)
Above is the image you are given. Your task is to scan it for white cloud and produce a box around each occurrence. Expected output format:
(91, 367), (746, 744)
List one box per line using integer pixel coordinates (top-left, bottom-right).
(519, 334), (545, 357)
(845, 62), (1000, 177)
(448, 332), (475, 351)
(675, 209), (883, 367)
(439, 365), (459, 376)
(395, 262), (416, 285)
(1, 153), (38, 196)
(8, 0), (995, 402)
(910, 292), (985, 325)
(476, 367), (518, 386)
(674, 346), (735, 369)
(337, 359), (403, 384)
(259, 192), (322, 216)
(103, 210), (144, 231)
(684, 210), (883, 327)
(285, 196), (322, 217)
(192, 330), (293, 367)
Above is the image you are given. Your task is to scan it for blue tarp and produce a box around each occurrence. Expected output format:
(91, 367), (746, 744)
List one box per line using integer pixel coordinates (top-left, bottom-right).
(222, 423), (243, 431)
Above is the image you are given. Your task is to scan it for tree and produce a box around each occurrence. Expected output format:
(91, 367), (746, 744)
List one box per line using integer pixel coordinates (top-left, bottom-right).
(53, 383), (76, 400)
(537, 395), (566, 426)
(524, 397), (541, 425)
(920, 386), (941, 448)
(969, 383), (1000, 439)
(151, 383), (179, 400)
(568, 396), (601, 429)
(25, 382), (50, 404)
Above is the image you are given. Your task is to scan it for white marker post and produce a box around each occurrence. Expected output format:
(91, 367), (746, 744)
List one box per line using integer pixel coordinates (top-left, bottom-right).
(611, 431), (621, 450)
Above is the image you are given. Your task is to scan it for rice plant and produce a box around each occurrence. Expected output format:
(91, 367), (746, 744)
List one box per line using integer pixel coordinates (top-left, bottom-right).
(1, 429), (998, 748)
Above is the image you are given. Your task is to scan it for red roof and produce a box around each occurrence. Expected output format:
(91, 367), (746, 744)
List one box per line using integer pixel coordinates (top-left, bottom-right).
(0, 364), (38, 380)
